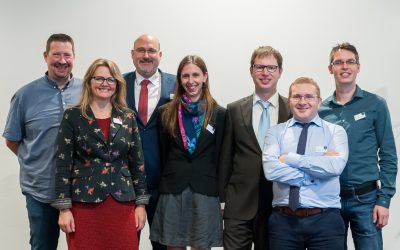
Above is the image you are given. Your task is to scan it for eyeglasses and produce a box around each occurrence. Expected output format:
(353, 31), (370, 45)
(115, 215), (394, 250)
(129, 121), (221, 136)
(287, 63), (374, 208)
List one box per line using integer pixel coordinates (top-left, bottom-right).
(134, 48), (159, 55)
(290, 94), (319, 102)
(252, 64), (279, 73)
(92, 76), (117, 85)
(331, 59), (359, 66)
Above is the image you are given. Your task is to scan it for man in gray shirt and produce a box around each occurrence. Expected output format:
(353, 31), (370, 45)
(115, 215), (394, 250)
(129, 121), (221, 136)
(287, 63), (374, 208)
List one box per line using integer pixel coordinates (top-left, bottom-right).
(3, 33), (82, 250)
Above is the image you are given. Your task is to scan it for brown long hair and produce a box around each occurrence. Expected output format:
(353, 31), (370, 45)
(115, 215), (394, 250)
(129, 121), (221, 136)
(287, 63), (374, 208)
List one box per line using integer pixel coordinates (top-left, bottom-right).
(77, 58), (127, 119)
(161, 55), (217, 136)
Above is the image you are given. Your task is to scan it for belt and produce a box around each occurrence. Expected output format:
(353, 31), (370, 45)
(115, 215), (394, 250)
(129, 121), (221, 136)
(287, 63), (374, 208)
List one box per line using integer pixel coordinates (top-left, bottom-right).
(275, 206), (328, 217)
(340, 181), (377, 197)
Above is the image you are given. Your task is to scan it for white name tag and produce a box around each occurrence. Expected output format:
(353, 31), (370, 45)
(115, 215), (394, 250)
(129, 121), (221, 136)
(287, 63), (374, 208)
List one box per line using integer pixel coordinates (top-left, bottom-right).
(169, 93), (174, 100)
(113, 117), (122, 125)
(315, 146), (327, 153)
(354, 112), (366, 121)
(206, 124), (215, 134)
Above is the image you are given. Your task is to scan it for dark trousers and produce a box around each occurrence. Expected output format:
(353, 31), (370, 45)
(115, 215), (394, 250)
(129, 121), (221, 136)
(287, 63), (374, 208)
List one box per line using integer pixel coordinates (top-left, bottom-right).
(268, 208), (345, 250)
(138, 189), (166, 250)
(223, 212), (270, 250)
(25, 193), (60, 250)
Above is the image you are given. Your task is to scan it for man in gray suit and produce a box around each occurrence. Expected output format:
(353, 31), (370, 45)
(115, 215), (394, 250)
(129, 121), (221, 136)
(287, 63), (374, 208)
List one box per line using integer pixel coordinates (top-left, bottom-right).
(219, 46), (291, 250)
(124, 34), (176, 250)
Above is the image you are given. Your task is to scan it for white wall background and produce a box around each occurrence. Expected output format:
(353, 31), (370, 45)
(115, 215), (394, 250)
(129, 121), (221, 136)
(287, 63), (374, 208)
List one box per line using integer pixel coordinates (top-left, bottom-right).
(1, 0), (399, 249)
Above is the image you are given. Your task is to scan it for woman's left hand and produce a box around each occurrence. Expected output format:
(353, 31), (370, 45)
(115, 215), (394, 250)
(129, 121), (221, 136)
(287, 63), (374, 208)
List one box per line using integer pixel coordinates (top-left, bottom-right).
(135, 205), (147, 231)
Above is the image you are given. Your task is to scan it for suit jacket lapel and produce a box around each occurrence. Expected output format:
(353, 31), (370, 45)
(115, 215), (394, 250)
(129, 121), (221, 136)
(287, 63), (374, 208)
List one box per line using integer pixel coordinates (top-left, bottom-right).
(84, 107), (108, 146)
(147, 70), (174, 126)
(109, 107), (123, 143)
(277, 94), (291, 123)
(240, 95), (259, 150)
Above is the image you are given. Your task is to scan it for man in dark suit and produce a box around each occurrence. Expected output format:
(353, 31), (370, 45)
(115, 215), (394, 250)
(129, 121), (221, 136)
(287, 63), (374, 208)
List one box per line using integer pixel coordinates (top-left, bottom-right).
(124, 34), (176, 250)
(219, 46), (291, 250)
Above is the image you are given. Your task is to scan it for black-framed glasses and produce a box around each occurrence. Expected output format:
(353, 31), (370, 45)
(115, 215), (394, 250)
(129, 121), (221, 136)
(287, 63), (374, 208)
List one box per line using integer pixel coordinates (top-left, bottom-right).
(290, 94), (319, 102)
(252, 64), (279, 73)
(92, 76), (117, 85)
(331, 59), (359, 66)
(134, 48), (159, 55)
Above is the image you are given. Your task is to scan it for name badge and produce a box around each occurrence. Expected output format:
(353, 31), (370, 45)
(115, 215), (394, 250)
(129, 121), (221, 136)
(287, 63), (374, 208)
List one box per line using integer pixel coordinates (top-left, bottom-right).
(206, 124), (215, 134)
(113, 117), (122, 125)
(315, 146), (327, 153)
(169, 93), (174, 100)
(354, 112), (366, 121)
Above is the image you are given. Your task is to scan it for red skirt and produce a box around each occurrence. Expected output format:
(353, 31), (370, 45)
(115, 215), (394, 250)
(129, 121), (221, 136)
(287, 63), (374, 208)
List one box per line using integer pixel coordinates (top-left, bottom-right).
(67, 196), (138, 250)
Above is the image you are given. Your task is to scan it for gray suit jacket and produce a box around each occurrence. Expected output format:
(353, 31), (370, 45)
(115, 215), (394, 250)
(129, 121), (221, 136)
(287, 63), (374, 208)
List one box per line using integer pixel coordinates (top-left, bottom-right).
(219, 94), (291, 220)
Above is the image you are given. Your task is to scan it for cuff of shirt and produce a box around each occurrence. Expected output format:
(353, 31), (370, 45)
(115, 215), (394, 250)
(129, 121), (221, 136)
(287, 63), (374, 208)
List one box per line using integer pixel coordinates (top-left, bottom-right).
(376, 197), (391, 208)
(285, 152), (301, 167)
(135, 194), (150, 205)
(51, 198), (72, 210)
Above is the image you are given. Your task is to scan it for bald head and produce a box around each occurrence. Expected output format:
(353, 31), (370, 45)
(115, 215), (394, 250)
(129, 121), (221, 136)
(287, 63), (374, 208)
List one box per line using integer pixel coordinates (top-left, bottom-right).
(131, 34), (163, 78)
(133, 34), (160, 51)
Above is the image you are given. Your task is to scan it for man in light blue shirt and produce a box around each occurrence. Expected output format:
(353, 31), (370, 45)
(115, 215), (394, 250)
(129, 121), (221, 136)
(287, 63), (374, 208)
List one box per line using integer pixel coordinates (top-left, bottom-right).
(263, 77), (348, 250)
(3, 34), (82, 250)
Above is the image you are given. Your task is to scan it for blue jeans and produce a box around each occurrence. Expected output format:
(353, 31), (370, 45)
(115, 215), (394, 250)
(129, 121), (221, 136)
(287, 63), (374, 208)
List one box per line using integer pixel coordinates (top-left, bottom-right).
(25, 193), (60, 250)
(268, 208), (345, 250)
(341, 189), (382, 250)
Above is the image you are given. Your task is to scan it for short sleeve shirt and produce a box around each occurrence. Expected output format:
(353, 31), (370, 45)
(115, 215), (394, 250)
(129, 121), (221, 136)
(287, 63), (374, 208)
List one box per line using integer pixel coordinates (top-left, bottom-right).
(3, 73), (82, 202)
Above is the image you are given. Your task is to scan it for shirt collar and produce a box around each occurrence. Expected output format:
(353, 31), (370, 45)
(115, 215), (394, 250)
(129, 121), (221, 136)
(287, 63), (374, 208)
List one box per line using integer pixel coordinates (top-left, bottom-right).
(45, 72), (74, 89)
(329, 84), (364, 105)
(135, 70), (160, 87)
(288, 114), (322, 128)
(252, 91), (279, 108)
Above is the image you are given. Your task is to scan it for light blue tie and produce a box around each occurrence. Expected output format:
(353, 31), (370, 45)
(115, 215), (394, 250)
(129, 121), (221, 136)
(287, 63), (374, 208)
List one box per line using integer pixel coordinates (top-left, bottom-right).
(257, 100), (270, 148)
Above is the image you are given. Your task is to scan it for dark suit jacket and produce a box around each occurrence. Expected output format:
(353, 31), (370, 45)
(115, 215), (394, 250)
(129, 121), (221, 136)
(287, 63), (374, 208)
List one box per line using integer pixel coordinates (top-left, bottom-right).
(219, 94), (291, 220)
(124, 69), (176, 190)
(52, 107), (149, 210)
(158, 104), (226, 196)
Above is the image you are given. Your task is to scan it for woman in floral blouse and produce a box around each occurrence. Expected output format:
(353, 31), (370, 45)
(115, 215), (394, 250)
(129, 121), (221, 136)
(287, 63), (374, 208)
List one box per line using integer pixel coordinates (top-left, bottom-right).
(52, 58), (149, 250)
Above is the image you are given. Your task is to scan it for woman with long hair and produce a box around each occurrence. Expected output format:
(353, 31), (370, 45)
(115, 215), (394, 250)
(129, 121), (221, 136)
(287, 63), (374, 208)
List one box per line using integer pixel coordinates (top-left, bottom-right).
(52, 58), (149, 250)
(150, 55), (225, 250)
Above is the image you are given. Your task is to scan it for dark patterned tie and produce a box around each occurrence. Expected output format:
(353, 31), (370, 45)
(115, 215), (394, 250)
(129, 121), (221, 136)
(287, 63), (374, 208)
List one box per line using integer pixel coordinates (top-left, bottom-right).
(138, 79), (150, 125)
(289, 122), (311, 211)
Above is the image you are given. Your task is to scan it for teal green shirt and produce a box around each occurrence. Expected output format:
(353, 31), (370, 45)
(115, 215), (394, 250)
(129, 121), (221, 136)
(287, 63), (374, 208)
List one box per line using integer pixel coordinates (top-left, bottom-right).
(319, 85), (397, 208)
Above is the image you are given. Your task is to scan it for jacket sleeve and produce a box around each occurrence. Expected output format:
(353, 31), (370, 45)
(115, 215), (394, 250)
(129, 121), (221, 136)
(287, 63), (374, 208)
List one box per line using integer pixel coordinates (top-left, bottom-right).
(51, 109), (75, 210)
(218, 105), (234, 202)
(128, 112), (150, 205)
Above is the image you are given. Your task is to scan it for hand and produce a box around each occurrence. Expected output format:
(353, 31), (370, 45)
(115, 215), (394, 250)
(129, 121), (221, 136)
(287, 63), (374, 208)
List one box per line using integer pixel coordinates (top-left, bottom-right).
(135, 205), (147, 231)
(373, 205), (389, 229)
(59, 209), (75, 233)
(279, 154), (287, 163)
(324, 150), (339, 156)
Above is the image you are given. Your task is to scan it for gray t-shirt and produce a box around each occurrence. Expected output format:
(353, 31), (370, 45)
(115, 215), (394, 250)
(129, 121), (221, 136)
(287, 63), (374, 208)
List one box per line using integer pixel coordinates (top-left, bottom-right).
(3, 73), (82, 203)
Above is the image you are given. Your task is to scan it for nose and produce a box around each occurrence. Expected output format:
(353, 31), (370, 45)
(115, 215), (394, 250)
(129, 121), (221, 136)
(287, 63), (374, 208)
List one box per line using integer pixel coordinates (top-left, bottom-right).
(298, 97), (307, 104)
(58, 54), (67, 63)
(142, 51), (151, 58)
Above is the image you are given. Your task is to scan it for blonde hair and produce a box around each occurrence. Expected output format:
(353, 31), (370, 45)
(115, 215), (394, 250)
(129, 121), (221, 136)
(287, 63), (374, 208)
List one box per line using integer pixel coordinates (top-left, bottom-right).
(289, 77), (321, 97)
(76, 58), (127, 119)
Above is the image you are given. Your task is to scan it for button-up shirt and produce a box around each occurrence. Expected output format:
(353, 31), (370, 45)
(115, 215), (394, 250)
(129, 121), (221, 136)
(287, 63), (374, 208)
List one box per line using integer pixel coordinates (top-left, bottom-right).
(3, 73), (82, 202)
(319, 85), (397, 208)
(263, 115), (348, 208)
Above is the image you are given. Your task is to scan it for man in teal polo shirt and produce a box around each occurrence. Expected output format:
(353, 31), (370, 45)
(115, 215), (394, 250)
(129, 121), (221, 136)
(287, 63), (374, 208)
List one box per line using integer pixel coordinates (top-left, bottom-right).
(319, 42), (397, 250)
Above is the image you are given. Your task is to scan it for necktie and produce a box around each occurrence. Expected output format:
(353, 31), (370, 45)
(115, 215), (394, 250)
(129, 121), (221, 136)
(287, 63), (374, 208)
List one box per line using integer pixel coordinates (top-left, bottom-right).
(257, 100), (270, 148)
(289, 122), (311, 210)
(138, 79), (150, 125)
